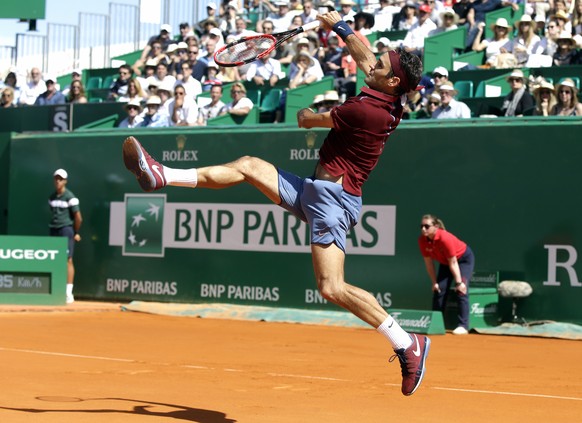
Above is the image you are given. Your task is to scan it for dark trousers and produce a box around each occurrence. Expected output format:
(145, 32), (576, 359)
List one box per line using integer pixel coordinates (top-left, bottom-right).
(432, 246), (475, 329)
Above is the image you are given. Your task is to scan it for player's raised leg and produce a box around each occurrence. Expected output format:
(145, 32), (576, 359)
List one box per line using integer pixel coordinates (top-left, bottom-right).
(122, 136), (281, 204)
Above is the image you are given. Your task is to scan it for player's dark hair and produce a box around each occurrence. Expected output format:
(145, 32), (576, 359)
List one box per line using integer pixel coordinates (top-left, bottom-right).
(394, 48), (423, 95)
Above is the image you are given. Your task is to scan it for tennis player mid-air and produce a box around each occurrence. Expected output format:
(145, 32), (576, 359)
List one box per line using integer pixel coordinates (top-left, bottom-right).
(123, 11), (429, 396)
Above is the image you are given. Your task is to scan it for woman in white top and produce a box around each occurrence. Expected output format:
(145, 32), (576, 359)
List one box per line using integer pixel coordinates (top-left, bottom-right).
(472, 17), (513, 67)
(220, 82), (254, 116)
(510, 15), (542, 66)
(288, 51), (324, 89)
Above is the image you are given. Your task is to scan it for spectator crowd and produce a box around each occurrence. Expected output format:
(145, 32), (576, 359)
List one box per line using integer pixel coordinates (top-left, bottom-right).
(2, 0), (582, 120)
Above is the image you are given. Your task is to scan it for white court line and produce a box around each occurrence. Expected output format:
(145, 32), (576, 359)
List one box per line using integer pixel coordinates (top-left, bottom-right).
(432, 386), (582, 402)
(3, 346), (581, 401)
(0, 347), (135, 363)
(268, 372), (349, 382)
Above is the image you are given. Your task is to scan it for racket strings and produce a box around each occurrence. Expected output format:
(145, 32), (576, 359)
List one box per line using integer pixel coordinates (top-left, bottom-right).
(215, 36), (276, 65)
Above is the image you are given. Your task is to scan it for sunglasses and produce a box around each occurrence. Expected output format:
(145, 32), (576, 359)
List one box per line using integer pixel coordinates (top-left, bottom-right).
(127, 105), (140, 110)
(508, 78), (522, 82)
(231, 90), (243, 94)
(428, 101), (440, 106)
(174, 92), (185, 95)
(559, 89), (572, 94)
(420, 224), (433, 230)
(433, 74), (446, 78)
(189, 51), (198, 54)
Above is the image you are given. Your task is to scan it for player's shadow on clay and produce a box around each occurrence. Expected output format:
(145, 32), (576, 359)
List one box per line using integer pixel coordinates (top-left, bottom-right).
(0, 396), (237, 423)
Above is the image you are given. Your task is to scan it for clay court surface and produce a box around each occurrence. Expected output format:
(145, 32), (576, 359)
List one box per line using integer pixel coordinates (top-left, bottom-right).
(1, 303), (581, 423)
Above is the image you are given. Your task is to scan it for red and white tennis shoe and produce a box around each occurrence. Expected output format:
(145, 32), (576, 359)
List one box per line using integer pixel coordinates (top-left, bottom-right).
(122, 136), (166, 192)
(390, 334), (431, 396)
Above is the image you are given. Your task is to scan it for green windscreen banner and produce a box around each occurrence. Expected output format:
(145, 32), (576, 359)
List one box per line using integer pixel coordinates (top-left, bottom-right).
(4, 118), (582, 324)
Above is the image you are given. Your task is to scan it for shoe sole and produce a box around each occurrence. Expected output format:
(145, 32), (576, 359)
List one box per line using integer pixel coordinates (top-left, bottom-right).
(122, 136), (156, 192)
(406, 336), (431, 396)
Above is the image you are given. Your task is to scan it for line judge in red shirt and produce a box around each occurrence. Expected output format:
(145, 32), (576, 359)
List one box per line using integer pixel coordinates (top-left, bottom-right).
(123, 11), (429, 396)
(418, 214), (475, 335)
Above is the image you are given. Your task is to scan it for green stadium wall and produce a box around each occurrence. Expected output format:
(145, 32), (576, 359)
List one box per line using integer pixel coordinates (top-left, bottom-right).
(2, 118), (582, 325)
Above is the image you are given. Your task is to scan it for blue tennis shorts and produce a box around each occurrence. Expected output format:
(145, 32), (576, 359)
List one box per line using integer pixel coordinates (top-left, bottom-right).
(50, 225), (75, 258)
(277, 168), (362, 253)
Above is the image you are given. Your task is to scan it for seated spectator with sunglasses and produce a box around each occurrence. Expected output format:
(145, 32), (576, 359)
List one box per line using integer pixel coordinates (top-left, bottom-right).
(416, 92), (441, 119)
(432, 83), (471, 119)
(500, 69), (535, 117)
(219, 82), (254, 117)
(118, 99), (144, 128)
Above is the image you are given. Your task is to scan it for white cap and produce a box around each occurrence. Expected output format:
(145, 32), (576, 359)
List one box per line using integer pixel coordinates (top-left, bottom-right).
(177, 41), (188, 50)
(157, 79), (175, 93)
(209, 27), (222, 37)
(53, 168), (68, 179)
(146, 77), (160, 87)
(161, 24), (172, 33)
(207, 2), (217, 9)
(432, 66), (449, 77)
(166, 43), (179, 53)
(297, 37), (310, 45)
(324, 90), (339, 101)
(146, 95), (162, 105)
(312, 94), (324, 104)
(126, 98), (142, 109)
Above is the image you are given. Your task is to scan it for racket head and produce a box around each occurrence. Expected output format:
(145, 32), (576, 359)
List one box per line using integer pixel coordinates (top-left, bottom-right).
(214, 34), (277, 67)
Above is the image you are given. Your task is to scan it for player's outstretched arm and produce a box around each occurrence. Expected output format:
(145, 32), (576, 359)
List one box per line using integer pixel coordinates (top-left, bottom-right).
(317, 12), (376, 75)
(297, 108), (333, 129)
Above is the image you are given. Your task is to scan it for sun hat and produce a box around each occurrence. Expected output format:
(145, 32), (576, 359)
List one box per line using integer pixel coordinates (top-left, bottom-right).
(515, 14), (533, 28)
(125, 98), (142, 109)
(551, 10), (570, 22)
(505, 69), (526, 82)
(557, 31), (576, 46)
(438, 82), (458, 96)
(440, 8), (459, 24)
(157, 79), (175, 93)
(555, 78), (578, 93)
(428, 92), (441, 102)
(53, 169), (68, 179)
(533, 80), (555, 96)
(312, 94), (324, 105)
(146, 95), (162, 105)
(293, 51), (315, 66)
(490, 17), (511, 30)
(323, 90), (339, 101)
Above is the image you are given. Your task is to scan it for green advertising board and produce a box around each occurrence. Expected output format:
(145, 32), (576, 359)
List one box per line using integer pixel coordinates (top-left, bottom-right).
(0, 236), (67, 305)
(3, 117), (582, 325)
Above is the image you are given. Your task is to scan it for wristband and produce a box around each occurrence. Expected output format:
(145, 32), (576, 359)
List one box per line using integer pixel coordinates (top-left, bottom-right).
(455, 281), (464, 286)
(332, 21), (355, 42)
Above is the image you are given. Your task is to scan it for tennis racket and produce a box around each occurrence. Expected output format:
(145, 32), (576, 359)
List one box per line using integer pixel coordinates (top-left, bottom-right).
(214, 20), (321, 67)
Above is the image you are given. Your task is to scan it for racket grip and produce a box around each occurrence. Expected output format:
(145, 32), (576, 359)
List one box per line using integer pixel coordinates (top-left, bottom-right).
(301, 20), (321, 32)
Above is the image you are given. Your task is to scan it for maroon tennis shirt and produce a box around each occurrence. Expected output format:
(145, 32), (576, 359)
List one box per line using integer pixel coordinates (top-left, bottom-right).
(320, 86), (403, 196)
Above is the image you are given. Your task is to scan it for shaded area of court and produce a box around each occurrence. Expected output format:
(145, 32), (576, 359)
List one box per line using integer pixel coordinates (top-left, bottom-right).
(0, 309), (581, 422)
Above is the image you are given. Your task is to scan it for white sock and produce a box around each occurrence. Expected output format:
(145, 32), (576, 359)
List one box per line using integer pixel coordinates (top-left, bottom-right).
(66, 284), (74, 296)
(377, 315), (413, 351)
(163, 166), (198, 188)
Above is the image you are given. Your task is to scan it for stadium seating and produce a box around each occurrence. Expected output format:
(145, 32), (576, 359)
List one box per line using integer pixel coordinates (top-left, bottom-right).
(453, 80), (474, 100)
